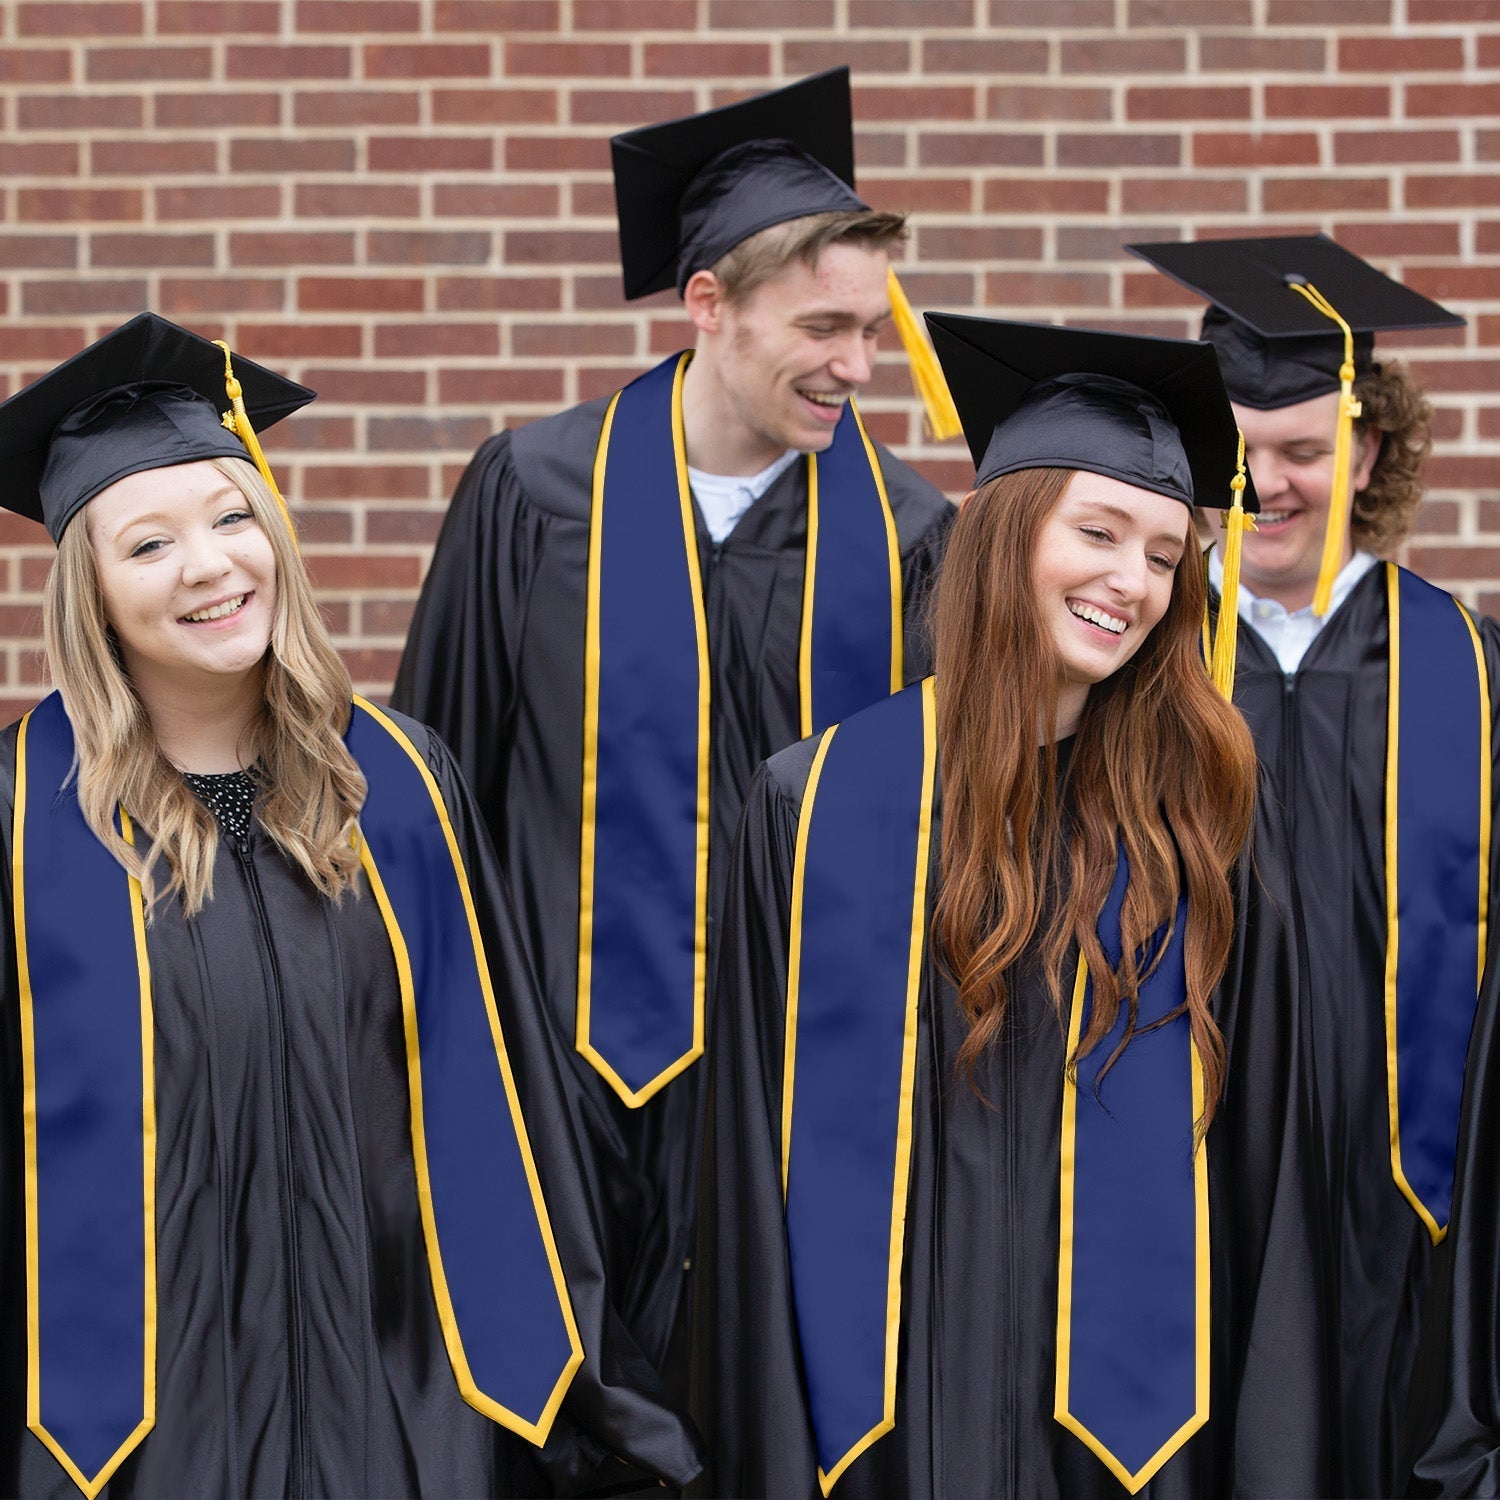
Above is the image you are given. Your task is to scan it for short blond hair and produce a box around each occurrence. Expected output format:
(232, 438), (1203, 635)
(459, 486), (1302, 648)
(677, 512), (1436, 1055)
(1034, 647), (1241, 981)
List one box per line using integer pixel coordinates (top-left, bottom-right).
(710, 208), (908, 304)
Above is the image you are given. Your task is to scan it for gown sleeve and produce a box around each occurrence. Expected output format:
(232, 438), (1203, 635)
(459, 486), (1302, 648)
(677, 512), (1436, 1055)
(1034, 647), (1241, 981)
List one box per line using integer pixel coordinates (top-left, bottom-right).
(690, 751), (822, 1499)
(421, 722), (706, 1494)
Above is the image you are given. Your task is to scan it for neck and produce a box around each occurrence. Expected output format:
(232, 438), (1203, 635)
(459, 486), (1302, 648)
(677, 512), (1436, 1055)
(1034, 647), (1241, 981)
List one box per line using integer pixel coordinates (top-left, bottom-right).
(127, 661), (265, 773)
(1226, 536), (1354, 615)
(679, 344), (789, 477)
(1050, 682), (1088, 743)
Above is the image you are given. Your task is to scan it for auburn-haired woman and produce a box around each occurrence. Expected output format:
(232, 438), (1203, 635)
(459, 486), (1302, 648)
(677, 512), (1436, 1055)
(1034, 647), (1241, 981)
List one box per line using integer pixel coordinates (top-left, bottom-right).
(691, 317), (1330, 1498)
(0, 314), (702, 1499)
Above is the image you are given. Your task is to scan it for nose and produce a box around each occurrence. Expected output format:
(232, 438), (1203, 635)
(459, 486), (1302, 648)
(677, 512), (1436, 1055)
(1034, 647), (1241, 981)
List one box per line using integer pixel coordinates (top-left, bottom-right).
(179, 531), (234, 588)
(826, 330), (875, 390)
(1245, 449), (1289, 503)
(1106, 545), (1151, 603)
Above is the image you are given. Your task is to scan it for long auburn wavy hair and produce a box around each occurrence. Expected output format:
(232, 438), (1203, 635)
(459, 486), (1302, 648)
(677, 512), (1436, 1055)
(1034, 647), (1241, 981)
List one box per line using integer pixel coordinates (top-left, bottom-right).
(931, 467), (1259, 1129)
(43, 455), (366, 917)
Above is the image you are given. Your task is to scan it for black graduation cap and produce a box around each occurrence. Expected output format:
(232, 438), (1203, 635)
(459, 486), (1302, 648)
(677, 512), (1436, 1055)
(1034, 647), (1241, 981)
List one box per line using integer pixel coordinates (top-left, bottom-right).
(611, 68), (867, 300)
(0, 311), (313, 542)
(924, 312), (1258, 515)
(1126, 235), (1465, 410)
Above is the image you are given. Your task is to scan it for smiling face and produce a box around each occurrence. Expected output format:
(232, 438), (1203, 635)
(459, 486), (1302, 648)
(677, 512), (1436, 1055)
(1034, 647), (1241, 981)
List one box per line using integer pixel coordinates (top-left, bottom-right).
(690, 239), (892, 469)
(1232, 392), (1381, 612)
(1031, 471), (1191, 726)
(87, 459), (277, 701)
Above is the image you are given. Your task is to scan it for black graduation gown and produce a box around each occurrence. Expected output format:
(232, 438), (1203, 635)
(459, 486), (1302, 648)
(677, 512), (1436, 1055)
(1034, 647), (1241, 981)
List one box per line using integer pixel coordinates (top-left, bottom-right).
(391, 393), (954, 1383)
(0, 712), (704, 1499)
(693, 731), (1330, 1499)
(1220, 563), (1500, 1498)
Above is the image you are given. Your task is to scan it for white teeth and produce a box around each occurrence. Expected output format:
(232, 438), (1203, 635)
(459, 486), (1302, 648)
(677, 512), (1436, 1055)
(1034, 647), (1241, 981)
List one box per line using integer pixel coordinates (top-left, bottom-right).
(183, 595), (246, 623)
(1258, 510), (1293, 524)
(1068, 601), (1127, 635)
(800, 392), (846, 409)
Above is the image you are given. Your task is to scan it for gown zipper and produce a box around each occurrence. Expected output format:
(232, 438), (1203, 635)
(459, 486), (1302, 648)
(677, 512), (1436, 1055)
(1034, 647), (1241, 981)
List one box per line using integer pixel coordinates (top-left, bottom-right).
(234, 835), (309, 1498)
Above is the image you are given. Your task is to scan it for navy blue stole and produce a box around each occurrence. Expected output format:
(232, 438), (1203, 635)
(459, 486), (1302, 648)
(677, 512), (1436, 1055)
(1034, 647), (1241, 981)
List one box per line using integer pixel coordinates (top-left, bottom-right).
(15, 692), (583, 1497)
(577, 350), (901, 1108)
(781, 679), (1206, 1494)
(1382, 563), (1492, 1241)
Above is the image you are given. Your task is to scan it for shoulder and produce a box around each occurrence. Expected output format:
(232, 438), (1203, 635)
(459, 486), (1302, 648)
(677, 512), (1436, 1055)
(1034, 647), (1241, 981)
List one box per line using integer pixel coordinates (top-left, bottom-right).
(506, 394), (614, 524)
(869, 437), (955, 547)
(352, 703), (460, 788)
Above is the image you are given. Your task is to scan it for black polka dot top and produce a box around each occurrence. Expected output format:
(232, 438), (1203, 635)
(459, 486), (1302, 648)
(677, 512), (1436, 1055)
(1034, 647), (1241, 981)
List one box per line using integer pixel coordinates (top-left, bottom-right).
(182, 769), (256, 847)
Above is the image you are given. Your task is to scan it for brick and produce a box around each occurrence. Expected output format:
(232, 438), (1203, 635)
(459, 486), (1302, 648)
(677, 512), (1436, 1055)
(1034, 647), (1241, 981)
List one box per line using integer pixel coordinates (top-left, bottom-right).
(785, 40), (911, 74)
(1127, 87), (1251, 122)
(921, 38), (1049, 74)
(508, 41), (632, 76)
(366, 416), (494, 453)
(852, 0), (974, 21)
(17, 93), (141, 129)
(984, 177), (1111, 214)
(1408, 546), (1500, 581)
(288, 508), (356, 546)
(512, 323), (634, 356)
(1427, 458), (1500, 489)
(365, 509), (445, 545)
(1481, 35), (1500, 66)
(371, 136), (494, 172)
(433, 182), (559, 217)
(226, 44), (353, 79)
(437, 366), (567, 403)
(369, 230), (492, 266)
(1406, 176), (1500, 209)
(18, 188), (143, 223)
(918, 132), (1045, 168)
(0, 326), (90, 360)
(1338, 222), (1461, 257)
(1338, 130), (1460, 165)
(570, 89), (695, 127)
(1199, 35), (1325, 72)
(374, 322), (501, 356)
(1122, 271), (1207, 309)
(986, 85), (1112, 123)
(1411, 0), (1500, 17)
(989, 0), (1111, 19)
(1341, 35), (1464, 71)
(505, 228), (619, 265)
(93, 139), (218, 175)
(1407, 267), (1500, 303)
(92, 232), (217, 268)
(298, 278), (426, 313)
(862, 175), (972, 213)
(435, 275), (562, 312)
(1267, 0), (1388, 16)
(231, 138), (357, 173)
(155, 92), (282, 128)
(1058, 133), (1182, 168)
(0, 234), (78, 269)
(984, 271), (1111, 306)
(158, 184), (282, 220)
(504, 135), (607, 172)
(1263, 177), (1390, 212)
(856, 85), (977, 122)
(360, 599), (416, 636)
(709, 0), (835, 23)
(303, 465), (430, 501)
(1266, 84), (1391, 119)
(307, 554), (423, 588)
(432, 87), (558, 125)
(1409, 84), (1500, 118)
(855, 131), (909, 169)
(366, 43), (494, 78)
(230, 232), (357, 266)
(1058, 225), (1174, 261)
(642, 42), (772, 77)
(157, 1), (281, 29)
(1128, 0), (1252, 20)
(159, 278), (286, 314)
(1061, 37), (1187, 75)
(294, 90), (422, 127)
(1194, 132), (1320, 168)
(0, 142), (79, 176)
(1411, 499), (1460, 535)
(882, 270), (977, 305)
(0, 49), (70, 84)
(298, 0), (418, 28)
(237, 322), (365, 358)
(295, 182), (422, 218)
(23, 279), (146, 315)
(263, 414), (355, 451)
(300, 368), (428, 404)
(87, 46), (211, 81)
(570, 180), (620, 216)
(18, 2), (142, 34)
(435, 0), (560, 25)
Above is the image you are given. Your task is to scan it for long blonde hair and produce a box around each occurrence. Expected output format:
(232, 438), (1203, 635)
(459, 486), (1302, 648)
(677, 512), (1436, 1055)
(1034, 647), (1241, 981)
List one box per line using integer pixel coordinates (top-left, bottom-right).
(42, 456), (366, 916)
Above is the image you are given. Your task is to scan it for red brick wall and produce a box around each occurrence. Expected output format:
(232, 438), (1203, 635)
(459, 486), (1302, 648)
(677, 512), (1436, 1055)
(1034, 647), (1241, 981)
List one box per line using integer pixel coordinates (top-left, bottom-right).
(0, 0), (1496, 718)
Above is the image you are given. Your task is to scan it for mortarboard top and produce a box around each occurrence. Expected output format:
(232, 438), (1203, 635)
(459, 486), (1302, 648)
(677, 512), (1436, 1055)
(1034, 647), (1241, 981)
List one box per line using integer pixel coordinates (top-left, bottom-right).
(0, 311), (313, 543)
(611, 68), (867, 300)
(924, 312), (1258, 515)
(1126, 235), (1465, 410)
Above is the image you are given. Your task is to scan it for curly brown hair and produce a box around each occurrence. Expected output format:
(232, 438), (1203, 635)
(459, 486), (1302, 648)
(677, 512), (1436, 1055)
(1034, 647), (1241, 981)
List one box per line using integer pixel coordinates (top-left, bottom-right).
(1351, 358), (1433, 555)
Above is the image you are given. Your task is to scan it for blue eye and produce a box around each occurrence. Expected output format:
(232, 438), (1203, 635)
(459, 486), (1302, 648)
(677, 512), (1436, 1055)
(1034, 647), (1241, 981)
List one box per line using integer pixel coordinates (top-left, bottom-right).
(217, 509), (253, 527)
(129, 538), (165, 559)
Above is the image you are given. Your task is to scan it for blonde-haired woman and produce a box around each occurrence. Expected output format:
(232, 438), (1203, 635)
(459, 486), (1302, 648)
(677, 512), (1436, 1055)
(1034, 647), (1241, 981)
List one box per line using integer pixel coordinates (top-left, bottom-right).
(0, 314), (701, 1499)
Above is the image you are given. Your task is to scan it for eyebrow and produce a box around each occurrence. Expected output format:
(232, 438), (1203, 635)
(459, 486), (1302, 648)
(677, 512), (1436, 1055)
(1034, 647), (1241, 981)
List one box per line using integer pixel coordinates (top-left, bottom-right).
(793, 307), (893, 328)
(1073, 497), (1188, 550)
(109, 484), (245, 541)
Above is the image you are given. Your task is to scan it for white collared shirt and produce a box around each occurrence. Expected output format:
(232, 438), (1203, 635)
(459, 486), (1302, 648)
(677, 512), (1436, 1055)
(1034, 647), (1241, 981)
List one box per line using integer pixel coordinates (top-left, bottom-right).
(688, 449), (801, 544)
(1209, 546), (1378, 675)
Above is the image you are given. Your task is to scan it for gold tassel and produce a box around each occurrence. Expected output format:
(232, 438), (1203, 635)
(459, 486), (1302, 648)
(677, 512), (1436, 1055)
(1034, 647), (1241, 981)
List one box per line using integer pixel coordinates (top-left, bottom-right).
(1285, 280), (1362, 617)
(886, 267), (962, 442)
(212, 338), (298, 547)
(1210, 430), (1256, 702)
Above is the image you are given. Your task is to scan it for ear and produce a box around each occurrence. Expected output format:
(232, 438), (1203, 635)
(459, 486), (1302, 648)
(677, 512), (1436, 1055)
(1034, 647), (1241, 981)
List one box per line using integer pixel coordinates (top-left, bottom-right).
(682, 269), (727, 336)
(1351, 423), (1382, 493)
(957, 488), (979, 509)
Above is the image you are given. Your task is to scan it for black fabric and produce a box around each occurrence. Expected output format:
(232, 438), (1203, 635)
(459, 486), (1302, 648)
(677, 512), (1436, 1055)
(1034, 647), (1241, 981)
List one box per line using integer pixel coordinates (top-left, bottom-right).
(1200, 306), (1373, 412)
(1214, 567), (1500, 1498)
(690, 733), (1331, 1499)
(0, 313), (313, 541)
(181, 768), (256, 846)
(0, 712), (703, 1498)
(390, 396), (953, 1400)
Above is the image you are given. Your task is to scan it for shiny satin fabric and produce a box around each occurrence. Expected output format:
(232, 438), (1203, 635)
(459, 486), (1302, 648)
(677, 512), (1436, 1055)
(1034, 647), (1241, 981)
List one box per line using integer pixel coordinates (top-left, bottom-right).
(0, 713), (703, 1499)
(693, 737), (1331, 1499)
(1221, 564), (1500, 1498)
(391, 395), (953, 1391)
